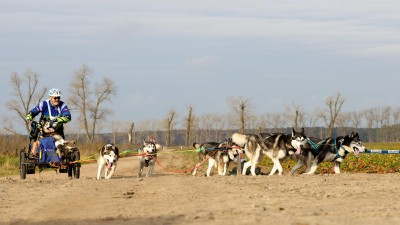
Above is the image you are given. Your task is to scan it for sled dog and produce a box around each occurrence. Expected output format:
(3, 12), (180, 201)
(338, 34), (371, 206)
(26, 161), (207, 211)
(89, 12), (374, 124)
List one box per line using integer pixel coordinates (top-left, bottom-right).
(137, 140), (157, 178)
(192, 139), (241, 177)
(306, 131), (365, 174)
(289, 136), (332, 175)
(97, 143), (119, 180)
(232, 128), (307, 176)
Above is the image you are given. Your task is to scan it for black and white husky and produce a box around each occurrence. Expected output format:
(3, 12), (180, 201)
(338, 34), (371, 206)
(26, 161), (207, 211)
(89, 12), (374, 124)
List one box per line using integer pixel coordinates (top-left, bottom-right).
(192, 140), (241, 177)
(137, 140), (157, 178)
(306, 131), (365, 174)
(97, 143), (119, 180)
(232, 128), (307, 176)
(289, 136), (332, 175)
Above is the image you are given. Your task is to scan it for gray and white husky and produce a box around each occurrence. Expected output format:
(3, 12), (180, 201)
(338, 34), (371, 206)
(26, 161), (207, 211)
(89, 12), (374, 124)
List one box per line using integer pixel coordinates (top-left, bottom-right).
(306, 131), (365, 174)
(192, 139), (240, 177)
(137, 140), (157, 178)
(232, 128), (308, 176)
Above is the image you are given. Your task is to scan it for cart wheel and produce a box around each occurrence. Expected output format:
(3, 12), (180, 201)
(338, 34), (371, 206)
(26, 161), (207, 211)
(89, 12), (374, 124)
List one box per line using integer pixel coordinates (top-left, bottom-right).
(19, 149), (27, 180)
(67, 165), (73, 177)
(72, 149), (81, 179)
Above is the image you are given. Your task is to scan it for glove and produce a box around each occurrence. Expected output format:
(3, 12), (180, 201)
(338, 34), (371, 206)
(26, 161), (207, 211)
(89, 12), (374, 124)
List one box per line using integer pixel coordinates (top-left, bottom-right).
(26, 113), (33, 123)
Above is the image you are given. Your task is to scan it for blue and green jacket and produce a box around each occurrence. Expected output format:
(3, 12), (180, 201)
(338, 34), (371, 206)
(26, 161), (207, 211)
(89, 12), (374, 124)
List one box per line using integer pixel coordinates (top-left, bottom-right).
(26, 99), (71, 135)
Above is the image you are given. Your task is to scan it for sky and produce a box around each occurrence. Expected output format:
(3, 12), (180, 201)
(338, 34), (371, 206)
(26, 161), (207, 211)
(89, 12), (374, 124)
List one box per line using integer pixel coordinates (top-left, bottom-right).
(1, 0), (400, 133)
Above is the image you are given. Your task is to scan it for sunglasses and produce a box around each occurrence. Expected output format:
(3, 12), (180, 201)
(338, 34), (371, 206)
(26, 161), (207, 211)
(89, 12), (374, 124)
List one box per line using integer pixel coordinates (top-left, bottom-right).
(53, 97), (60, 100)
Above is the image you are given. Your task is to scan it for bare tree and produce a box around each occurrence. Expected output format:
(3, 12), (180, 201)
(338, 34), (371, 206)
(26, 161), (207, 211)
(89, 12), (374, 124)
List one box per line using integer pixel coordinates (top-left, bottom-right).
(392, 107), (400, 142)
(350, 111), (363, 129)
(270, 113), (283, 132)
(197, 113), (214, 143)
(380, 106), (392, 142)
(211, 113), (227, 141)
(306, 111), (320, 138)
(317, 93), (345, 137)
(164, 108), (177, 147)
(364, 108), (375, 142)
(227, 96), (252, 133)
(6, 70), (47, 134)
(111, 121), (120, 144)
(393, 106), (400, 125)
(184, 106), (195, 147)
(255, 113), (270, 133)
(69, 64), (116, 143)
(336, 112), (352, 134)
(284, 105), (304, 131)
(128, 122), (134, 145)
(381, 106), (392, 127)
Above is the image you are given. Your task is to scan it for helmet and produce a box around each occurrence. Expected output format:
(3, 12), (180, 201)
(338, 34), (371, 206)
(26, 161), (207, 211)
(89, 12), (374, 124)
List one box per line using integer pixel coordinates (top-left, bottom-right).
(48, 88), (61, 97)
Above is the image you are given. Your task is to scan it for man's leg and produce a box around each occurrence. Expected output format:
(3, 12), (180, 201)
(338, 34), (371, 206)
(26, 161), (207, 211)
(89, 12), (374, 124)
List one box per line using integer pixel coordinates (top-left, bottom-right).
(31, 140), (39, 156)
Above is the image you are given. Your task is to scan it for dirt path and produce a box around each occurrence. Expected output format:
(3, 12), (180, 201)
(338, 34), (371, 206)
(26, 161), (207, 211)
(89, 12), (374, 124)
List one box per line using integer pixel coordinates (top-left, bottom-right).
(1, 150), (400, 225)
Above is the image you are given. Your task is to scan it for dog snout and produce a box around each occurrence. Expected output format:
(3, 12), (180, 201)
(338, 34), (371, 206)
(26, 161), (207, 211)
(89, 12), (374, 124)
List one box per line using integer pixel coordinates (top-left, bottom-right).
(300, 144), (303, 148)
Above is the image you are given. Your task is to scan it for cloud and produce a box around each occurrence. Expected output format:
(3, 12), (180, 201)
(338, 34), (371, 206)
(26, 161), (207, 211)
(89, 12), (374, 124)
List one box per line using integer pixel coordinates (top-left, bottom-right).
(1, 0), (399, 56)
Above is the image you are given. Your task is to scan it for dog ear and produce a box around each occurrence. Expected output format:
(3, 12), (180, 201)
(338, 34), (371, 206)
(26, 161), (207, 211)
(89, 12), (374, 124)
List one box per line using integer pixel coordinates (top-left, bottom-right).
(301, 127), (305, 134)
(292, 128), (295, 137)
(193, 143), (201, 149)
(100, 146), (106, 155)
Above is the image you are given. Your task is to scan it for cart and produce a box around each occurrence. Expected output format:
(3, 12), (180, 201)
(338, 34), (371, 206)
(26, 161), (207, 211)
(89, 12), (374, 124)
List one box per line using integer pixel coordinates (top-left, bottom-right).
(19, 121), (81, 179)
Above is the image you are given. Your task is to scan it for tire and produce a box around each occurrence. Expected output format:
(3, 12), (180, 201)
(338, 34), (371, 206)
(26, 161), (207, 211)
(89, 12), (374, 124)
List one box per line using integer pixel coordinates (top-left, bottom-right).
(67, 166), (73, 177)
(19, 149), (27, 180)
(73, 149), (81, 179)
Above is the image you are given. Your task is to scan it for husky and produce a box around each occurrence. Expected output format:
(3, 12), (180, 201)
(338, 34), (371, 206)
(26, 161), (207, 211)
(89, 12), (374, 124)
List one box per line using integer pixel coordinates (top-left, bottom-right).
(97, 143), (119, 180)
(289, 136), (332, 175)
(232, 128), (307, 176)
(192, 139), (240, 177)
(306, 131), (365, 174)
(137, 140), (157, 178)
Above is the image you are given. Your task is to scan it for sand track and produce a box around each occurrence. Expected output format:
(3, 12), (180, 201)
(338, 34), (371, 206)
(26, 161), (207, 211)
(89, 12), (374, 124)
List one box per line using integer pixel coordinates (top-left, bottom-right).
(1, 150), (399, 225)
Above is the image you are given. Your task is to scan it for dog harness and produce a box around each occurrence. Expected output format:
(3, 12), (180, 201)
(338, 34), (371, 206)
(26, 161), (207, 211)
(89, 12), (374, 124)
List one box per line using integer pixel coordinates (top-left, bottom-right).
(334, 138), (349, 161)
(306, 138), (326, 154)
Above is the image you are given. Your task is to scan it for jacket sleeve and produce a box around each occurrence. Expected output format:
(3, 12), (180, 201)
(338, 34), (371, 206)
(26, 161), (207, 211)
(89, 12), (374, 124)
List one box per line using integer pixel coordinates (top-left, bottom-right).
(26, 102), (44, 121)
(53, 103), (71, 129)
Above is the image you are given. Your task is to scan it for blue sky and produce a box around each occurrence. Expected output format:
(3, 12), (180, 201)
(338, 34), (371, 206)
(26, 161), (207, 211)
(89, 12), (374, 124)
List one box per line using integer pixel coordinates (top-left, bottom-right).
(1, 0), (400, 133)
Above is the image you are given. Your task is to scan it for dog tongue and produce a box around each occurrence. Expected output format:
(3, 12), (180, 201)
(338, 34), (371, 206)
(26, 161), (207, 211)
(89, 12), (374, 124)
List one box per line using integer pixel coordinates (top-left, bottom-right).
(295, 148), (301, 155)
(354, 149), (360, 157)
(107, 163), (112, 169)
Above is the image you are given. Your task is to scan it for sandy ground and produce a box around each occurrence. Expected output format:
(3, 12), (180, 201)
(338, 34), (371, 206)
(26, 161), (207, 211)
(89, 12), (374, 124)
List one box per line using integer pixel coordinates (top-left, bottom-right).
(1, 149), (400, 225)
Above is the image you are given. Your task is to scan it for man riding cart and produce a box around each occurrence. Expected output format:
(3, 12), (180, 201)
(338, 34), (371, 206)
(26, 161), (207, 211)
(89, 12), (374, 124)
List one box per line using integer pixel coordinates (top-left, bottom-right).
(20, 88), (80, 179)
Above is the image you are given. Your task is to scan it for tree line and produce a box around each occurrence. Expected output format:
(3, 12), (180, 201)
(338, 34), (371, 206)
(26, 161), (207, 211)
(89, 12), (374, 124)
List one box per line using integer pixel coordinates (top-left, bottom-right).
(3, 65), (400, 147)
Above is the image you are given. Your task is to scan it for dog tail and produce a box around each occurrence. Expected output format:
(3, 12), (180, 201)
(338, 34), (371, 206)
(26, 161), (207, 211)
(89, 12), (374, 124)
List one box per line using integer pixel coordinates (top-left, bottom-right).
(231, 133), (248, 147)
(247, 135), (262, 153)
